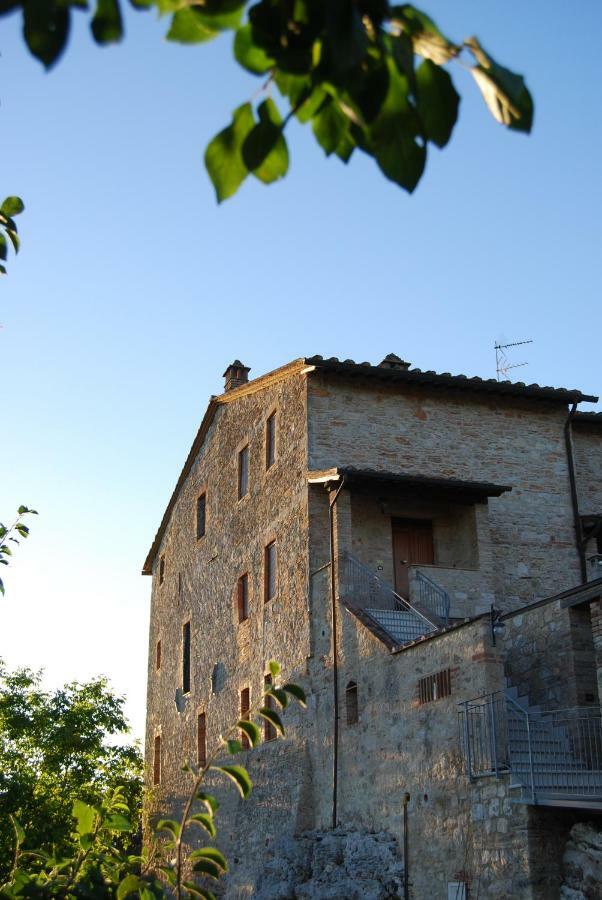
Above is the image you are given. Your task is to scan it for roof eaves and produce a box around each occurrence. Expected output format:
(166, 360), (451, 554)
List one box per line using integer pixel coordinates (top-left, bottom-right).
(304, 355), (598, 405)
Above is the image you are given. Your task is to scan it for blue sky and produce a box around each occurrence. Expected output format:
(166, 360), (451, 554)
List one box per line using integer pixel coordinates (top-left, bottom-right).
(1, 1), (601, 740)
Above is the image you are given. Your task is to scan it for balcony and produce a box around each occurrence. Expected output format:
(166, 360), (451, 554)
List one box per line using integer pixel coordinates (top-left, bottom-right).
(408, 565), (495, 620)
(459, 690), (602, 810)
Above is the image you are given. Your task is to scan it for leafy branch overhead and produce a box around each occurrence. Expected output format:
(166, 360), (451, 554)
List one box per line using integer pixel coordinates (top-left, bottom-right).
(0, 198), (24, 275)
(1, 2), (533, 204)
(0, 505), (37, 595)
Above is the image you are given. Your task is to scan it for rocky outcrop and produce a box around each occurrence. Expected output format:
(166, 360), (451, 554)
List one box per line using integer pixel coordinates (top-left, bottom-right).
(560, 822), (602, 900)
(254, 829), (405, 900)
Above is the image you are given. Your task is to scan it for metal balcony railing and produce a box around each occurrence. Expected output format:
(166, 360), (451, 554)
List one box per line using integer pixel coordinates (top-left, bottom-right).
(414, 570), (450, 625)
(459, 691), (602, 807)
(337, 552), (439, 645)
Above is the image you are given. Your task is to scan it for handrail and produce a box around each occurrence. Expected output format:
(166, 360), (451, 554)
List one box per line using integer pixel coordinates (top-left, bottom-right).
(339, 551), (438, 631)
(414, 569), (450, 625)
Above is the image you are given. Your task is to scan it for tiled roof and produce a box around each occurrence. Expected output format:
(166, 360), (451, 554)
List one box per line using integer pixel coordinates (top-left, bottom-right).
(305, 355), (598, 405)
(574, 411), (602, 427)
(332, 467), (512, 500)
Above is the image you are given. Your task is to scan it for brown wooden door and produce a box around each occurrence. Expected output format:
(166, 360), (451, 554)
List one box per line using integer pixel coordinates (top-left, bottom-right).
(392, 519), (434, 597)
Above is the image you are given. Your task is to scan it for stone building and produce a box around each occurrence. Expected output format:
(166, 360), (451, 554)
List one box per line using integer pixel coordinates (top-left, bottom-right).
(143, 354), (602, 899)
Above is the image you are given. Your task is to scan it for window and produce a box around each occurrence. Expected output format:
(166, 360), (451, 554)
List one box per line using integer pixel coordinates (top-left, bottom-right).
(418, 668), (452, 705)
(197, 712), (207, 768)
(178, 572), (182, 597)
(266, 411), (276, 469)
(240, 687), (250, 749)
(182, 621), (191, 694)
(153, 734), (161, 785)
(156, 640), (162, 671)
(238, 445), (249, 499)
(264, 674), (277, 742)
(159, 555), (165, 585)
(237, 573), (249, 623)
(196, 493), (206, 539)
(346, 681), (359, 725)
(264, 540), (277, 602)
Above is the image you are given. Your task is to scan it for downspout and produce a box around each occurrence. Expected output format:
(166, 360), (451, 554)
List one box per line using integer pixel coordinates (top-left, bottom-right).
(327, 476), (346, 830)
(564, 402), (587, 583)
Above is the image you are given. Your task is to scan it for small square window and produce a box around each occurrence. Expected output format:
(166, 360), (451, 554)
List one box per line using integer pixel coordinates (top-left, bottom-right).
(418, 668), (452, 704)
(237, 574), (249, 623)
(265, 541), (277, 602)
(196, 493), (206, 539)
(266, 412), (276, 470)
(238, 446), (249, 499)
(159, 556), (165, 585)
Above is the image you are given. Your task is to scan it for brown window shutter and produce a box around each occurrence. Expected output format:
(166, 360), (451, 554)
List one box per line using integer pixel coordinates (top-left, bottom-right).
(197, 712), (207, 768)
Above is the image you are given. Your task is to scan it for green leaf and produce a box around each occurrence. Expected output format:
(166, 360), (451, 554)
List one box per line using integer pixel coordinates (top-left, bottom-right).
(117, 875), (145, 899)
(9, 815), (25, 847)
(0, 233), (7, 262)
(190, 847), (228, 873)
(167, 9), (219, 44)
(188, 813), (216, 838)
(191, 858), (222, 879)
(466, 37), (533, 133)
(182, 884), (216, 900)
(106, 813), (133, 831)
(238, 719), (261, 747)
(226, 738), (243, 754)
(91, 0), (123, 44)
(415, 59), (460, 148)
(258, 707), (285, 735)
(17, 506), (37, 515)
(282, 683), (307, 706)
(242, 98), (289, 184)
(155, 818), (181, 838)
(23, 1), (70, 68)
(196, 791), (219, 814)
(204, 102), (255, 202)
(391, 5), (459, 65)
(6, 229), (20, 254)
(234, 24), (273, 74)
(72, 800), (96, 837)
(267, 660), (281, 677)
(0, 576), (4, 595)
(211, 764), (252, 798)
(1, 197), (24, 217)
(312, 98), (349, 156)
(266, 687), (289, 708)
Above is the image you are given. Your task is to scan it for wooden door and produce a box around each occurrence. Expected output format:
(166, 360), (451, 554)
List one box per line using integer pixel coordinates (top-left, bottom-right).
(392, 519), (434, 597)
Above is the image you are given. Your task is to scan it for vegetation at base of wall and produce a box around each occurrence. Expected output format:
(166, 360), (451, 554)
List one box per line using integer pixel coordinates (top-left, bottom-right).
(0, 2), (533, 205)
(0, 662), (143, 883)
(0, 507), (37, 595)
(0, 660), (306, 899)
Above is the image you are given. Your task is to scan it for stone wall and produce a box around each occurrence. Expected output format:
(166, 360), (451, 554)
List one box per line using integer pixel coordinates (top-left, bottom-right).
(144, 370), (315, 880)
(308, 375), (582, 608)
(573, 422), (602, 520)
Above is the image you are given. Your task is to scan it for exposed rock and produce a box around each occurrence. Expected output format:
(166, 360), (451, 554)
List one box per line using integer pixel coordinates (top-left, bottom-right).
(253, 829), (405, 900)
(560, 822), (602, 900)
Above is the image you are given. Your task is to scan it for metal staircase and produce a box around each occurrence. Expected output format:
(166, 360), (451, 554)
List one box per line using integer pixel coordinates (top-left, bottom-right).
(460, 688), (602, 809)
(337, 552), (448, 645)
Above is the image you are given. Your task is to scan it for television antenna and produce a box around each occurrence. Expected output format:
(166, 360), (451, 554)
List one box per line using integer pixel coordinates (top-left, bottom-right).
(494, 339), (533, 382)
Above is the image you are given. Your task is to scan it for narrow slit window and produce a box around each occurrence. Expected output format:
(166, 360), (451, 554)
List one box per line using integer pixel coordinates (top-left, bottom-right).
(156, 640), (162, 671)
(264, 674), (277, 742)
(237, 573), (249, 623)
(346, 681), (359, 725)
(153, 734), (161, 785)
(238, 445), (249, 499)
(265, 540), (277, 602)
(182, 621), (191, 694)
(240, 687), (250, 749)
(196, 493), (206, 539)
(266, 412), (276, 469)
(197, 712), (206, 768)
(159, 556), (165, 585)
(418, 668), (452, 705)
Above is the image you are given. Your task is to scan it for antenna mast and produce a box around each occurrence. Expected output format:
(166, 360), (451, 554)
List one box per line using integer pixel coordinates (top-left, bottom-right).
(494, 339), (533, 382)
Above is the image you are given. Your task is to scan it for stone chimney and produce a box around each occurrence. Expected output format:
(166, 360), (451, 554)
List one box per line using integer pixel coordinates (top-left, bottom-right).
(378, 353), (411, 371)
(223, 360), (251, 392)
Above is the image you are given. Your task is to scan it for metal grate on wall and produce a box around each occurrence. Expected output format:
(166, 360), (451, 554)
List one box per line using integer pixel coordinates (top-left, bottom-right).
(418, 668), (452, 705)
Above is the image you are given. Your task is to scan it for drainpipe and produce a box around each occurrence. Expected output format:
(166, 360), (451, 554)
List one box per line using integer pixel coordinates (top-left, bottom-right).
(327, 476), (345, 830)
(564, 402), (587, 583)
(402, 792), (410, 900)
